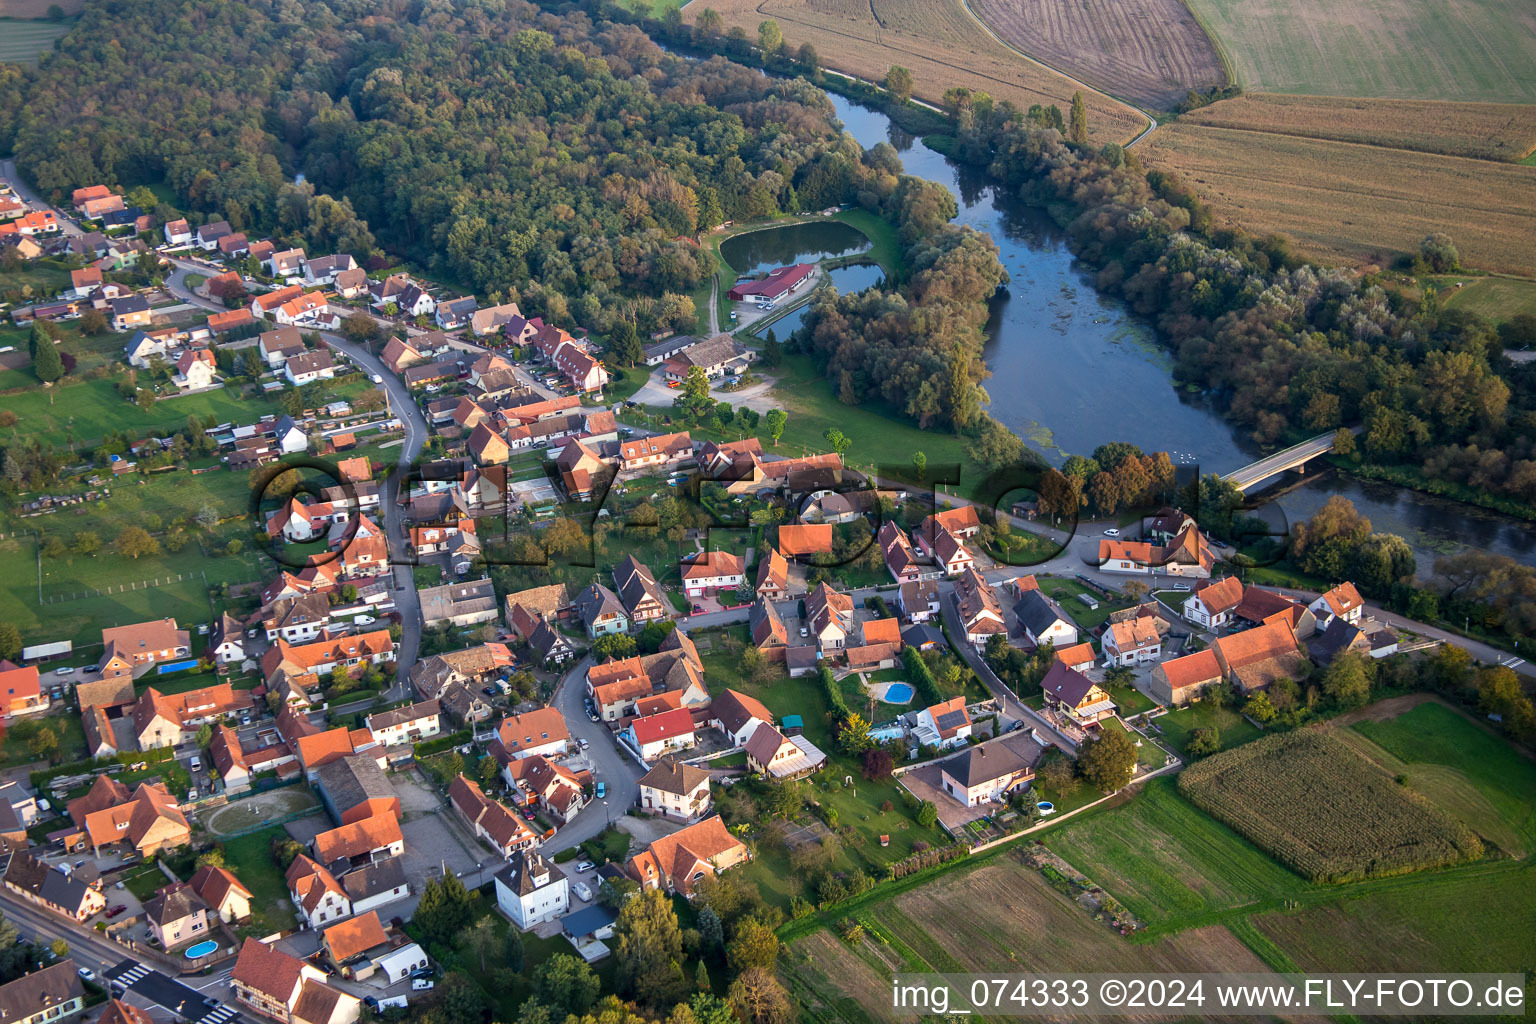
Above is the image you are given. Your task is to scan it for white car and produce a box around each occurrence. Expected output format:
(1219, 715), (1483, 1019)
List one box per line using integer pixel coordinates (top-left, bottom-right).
(579, 738), (590, 749)
(354, 615), (375, 624)
(574, 860), (595, 873)
(189, 756), (201, 771)
(55, 666), (75, 675)
(77, 968), (96, 982)
(371, 374), (383, 384)
(1103, 528), (1121, 537)
(573, 882), (594, 902)
(411, 980), (435, 991)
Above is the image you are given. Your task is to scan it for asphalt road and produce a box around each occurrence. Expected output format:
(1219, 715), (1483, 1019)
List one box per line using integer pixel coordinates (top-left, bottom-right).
(0, 159), (82, 237)
(161, 258), (429, 699)
(544, 654), (645, 853)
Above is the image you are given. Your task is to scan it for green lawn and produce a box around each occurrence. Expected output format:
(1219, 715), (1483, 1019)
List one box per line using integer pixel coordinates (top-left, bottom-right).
(0, 374), (284, 447)
(604, 364), (652, 404)
(1352, 700), (1536, 854)
(0, 714), (88, 770)
(1035, 577), (1131, 632)
(1106, 683), (1155, 717)
(1045, 776), (1313, 929)
(1152, 699), (1263, 754)
(1182, 0), (1536, 101)
(0, 256), (73, 296)
(1440, 275), (1536, 325)
(121, 866), (169, 903)
(219, 826), (301, 935)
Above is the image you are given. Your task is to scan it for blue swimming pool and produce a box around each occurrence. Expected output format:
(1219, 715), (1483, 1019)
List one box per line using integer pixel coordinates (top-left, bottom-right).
(883, 683), (914, 703)
(184, 940), (218, 959)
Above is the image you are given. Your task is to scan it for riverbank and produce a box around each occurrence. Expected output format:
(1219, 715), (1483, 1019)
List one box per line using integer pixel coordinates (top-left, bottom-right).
(1330, 456), (1536, 523)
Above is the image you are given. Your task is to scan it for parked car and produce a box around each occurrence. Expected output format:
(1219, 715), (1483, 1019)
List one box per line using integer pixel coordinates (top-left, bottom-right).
(521, 808), (536, 820)
(371, 374), (383, 384)
(189, 756), (201, 771)
(411, 980), (435, 991)
(799, 626), (809, 638)
(594, 782), (606, 799)
(354, 615), (375, 624)
(77, 968), (96, 982)
(575, 860), (595, 873)
(55, 666), (75, 676)
(1170, 582), (1191, 591)
(105, 905), (127, 919)
(481, 685), (496, 696)
(578, 738), (590, 749)
(573, 882), (593, 902)
(666, 381), (681, 389)
(1103, 528), (1121, 537)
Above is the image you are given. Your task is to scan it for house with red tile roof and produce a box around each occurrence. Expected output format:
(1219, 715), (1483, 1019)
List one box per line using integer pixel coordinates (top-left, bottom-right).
(624, 707), (697, 761)
(98, 618), (190, 679)
(446, 775), (538, 859)
(0, 664), (45, 719)
(681, 550), (745, 597)
(626, 815), (748, 895)
(231, 937), (361, 1024)
(311, 813), (403, 871)
(777, 523), (833, 559)
(754, 547), (791, 600)
(285, 855), (351, 928)
(1183, 576), (1246, 630)
(1148, 649), (1224, 706)
(1308, 582), (1365, 630)
(190, 863), (253, 924)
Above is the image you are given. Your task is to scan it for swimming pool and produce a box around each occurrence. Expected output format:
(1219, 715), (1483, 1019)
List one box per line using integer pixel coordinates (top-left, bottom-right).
(883, 683), (914, 703)
(184, 940), (218, 959)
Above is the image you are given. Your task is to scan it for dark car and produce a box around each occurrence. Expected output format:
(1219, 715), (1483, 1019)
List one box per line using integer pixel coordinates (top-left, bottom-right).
(105, 905), (128, 919)
(521, 808), (536, 820)
(481, 685), (496, 696)
(409, 968), (437, 981)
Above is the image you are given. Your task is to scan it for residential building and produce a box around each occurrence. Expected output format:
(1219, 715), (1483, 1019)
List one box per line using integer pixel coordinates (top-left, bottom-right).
(749, 598), (789, 658)
(1309, 617), (1370, 666)
(744, 725), (826, 779)
(754, 547), (790, 600)
(625, 707), (697, 761)
(1184, 576), (1245, 630)
(315, 754), (400, 826)
(261, 630), (395, 680)
(1, 851), (106, 921)
(231, 937), (361, 1024)
(365, 701), (441, 748)
(131, 682), (252, 749)
(0, 962), (85, 1024)
(284, 349), (337, 386)
(0, 663), (45, 719)
(897, 579), (940, 623)
(109, 295), (153, 332)
(574, 583), (629, 638)
(1309, 582), (1366, 630)
(681, 550), (745, 598)
(1102, 616), (1162, 666)
(286, 856), (351, 928)
(1039, 662), (1116, 727)
(419, 578), (498, 628)
(435, 296), (478, 331)
(143, 882), (210, 949)
(164, 219), (193, 245)
(954, 568), (1006, 646)
(626, 815), (749, 895)
(65, 777), (190, 856)
(805, 581), (853, 650)
(709, 688), (773, 748)
(469, 302), (523, 337)
(1013, 589), (1078, 648)
(303, 254), (356, 286)
(617, 430), (692, 472)
(939, 732), (1042, 807)
(190, 864), (253, 924)
(340, 859), (410, 918)
(912, 697), (972, 750)
(312, 813), (404, 871)
(636, 761), (712, 822)
(497, 707), (570, 761)
(879, 521), (924, 583)
(777, 523), (833, 560)
(1212, 618), (1307, 694)
(613, 555), (668, 625)
(487, 850), (569, 932)
(320, 912), (390, 978)
(1147, 649), (1224, 706)
(447, 775), (538, 860)
(259, 326), (306, 368)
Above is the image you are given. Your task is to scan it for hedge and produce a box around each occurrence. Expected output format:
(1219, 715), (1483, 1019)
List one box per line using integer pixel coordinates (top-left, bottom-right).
(819, 665), (850, 721)
(415, 729), (473, 757)
(901, 647), (944, 706)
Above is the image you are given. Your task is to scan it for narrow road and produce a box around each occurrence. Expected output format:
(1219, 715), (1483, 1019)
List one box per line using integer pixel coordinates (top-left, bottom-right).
(162, 258), (429, 697)
(708, 275), (720, 336)
(0, 158), (82, 236)
(543, 654), (645, 852)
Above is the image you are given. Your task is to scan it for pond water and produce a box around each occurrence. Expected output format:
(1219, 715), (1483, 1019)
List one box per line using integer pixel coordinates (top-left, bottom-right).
(824, 92), (1536, 569)
(720, 219), (871, 274)
(756, 262), (885, 337)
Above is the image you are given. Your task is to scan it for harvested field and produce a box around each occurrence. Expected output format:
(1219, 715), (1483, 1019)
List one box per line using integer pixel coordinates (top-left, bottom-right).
(0, 15), (71, 63)
(1178, 731), (1484, 883)
(1141, 123), (1536, 276)
(970, 0), (1226, 110)
(1181, 0), (1536, 102)
(0, 0), (82, 15)
(1179, 93), (1536, 162)
(692, 0), (1147, 143)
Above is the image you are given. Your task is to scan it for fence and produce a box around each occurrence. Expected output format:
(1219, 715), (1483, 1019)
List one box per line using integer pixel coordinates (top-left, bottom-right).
(38, 570), (209, 604)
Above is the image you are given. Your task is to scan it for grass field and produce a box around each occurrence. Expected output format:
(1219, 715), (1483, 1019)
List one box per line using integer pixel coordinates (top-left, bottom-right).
(219, 826), (302, 934)
(1178, 93), (1536, 162)
(1348, 700), (1536, 856)
(1045, 776), (1314, 928)
(1149, 698), (1261, 753)
(1179, 730), (1484, 883)
(1442, 275), (1536, 323)
(1141, 123), (1536, 276)
(1181, 0), (1536, 102)
(692, 0), (1147, 144)
(969, 0), (1226, 110)
(1, 375), (285, 448)
(0, 16), (72, 63)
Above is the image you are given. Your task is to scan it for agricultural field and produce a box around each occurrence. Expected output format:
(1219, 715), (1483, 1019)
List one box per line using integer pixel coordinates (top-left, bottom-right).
(969, 0), (1226, 110)
(0, 374), (286, 448)
(1178, 93), (1536, 162)
(1441, 275), (1536, 324)
(0, 0), (82, 16)
(1180, 0), (1536, 102)
(0, 16), (71, 63)
(691, 0), (1148, 143)
(1140, 123), (1536, 276)
(1178, 731), (1484, 883)
(785, 855), (1277, 1024)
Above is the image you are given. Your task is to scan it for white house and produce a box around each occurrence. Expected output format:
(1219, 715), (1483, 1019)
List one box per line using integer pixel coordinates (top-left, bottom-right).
(624, 708), (696, 761)
(494, 852), (568, 931)
(636, 761), (713, 823)
(372, 942), (429, 985)
(912, 697), (971, 750)
(164, 219), (193, 246)
(1184, 577), (1244, 630)
(1012, 590), (1078, 648)
(274, 415), (307, 454)
(1101, 617), (1162, 667)
(939, 733), (1042, 807)
(1309, 582), (1365, 630)
(681, 550), (745, 598)
(173, 348), (216, 390)
(284, 350), (337, 386)
(365, 701), (441, 748)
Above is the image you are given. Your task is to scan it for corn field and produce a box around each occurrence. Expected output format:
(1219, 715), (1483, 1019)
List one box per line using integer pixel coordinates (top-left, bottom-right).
(1178, 731), (1483, 883)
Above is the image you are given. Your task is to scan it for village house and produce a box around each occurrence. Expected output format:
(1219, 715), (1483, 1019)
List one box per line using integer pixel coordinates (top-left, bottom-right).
(660, 334), (752, 380)
(1, 851), (106, 922)
(681, 550), (746, 598)
(312, 813), (405, 871)
(0, 663), (45, 719)
(912, 696), (972, 750)
(262, 629), (395, 680)
(898, 579), (941, 623)
(259, 326), (307, 367)
(497, 706), (570, 761)
(131, 682), (252, 748)
(1184, 576), (1246, 630)
(419, 577), (498, 628)
(164, 218), (193, 245)
(1102, 616), (1163, 666)
(618, 430), (693, 473)
(319, 911), (392, 979)
(585, 639), (708, 722)
(626, 815), (749, 895)
(495, 851), (568, 931)
(285, 349), (337, 386)
(624, 707), (697, 761)
(613, 555), (669, 625)
(173, 347), (217, 389)
(231, 937), (361, 1024)
(1212, 618), (1307, 694)
(303, 254), (356, 286)
(98, 618), (191, 679)
(286, 855), (352, 928)
(64, 777), (191, 856)
(341, 859), (410, 918)
(143, 881), (210, 949)
(636, 760), (713, 822)
(744, 724), (826, 779)
(879, 521), (924, 584)
(939, 731), (1043, 807)
(1039, 662), (1116, 728)
(109, 295), (153, 332)
(1309, 582), (1366, 630)
(314, 753), (401, 826)
(190, 863), (254, 924)
(954, 568), (1006, 646)
(0, 962), (85, 1024)
(574, 583), (629, 638)
(1147, 649), (1224, 706)
(805, 581), (853, 650)
(754, 547), (791, 600)
(447, 775), (539, 860)
(1013, 589), (1079, 648)
(365, 700), (441, 748)
(750, 598), (789, 659)
(777, 523), (834, 560)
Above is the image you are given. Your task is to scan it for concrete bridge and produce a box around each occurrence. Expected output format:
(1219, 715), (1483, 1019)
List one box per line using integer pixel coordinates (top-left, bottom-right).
(1226, 426), (1362, 492)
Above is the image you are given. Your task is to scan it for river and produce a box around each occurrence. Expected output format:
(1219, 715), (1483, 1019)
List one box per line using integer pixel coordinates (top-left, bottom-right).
(822, 92), (1536, 569)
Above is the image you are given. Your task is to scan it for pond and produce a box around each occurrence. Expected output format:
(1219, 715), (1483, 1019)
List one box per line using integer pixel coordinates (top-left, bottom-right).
(824, 91), (1536, 569)
(720, 219), (871, 275)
